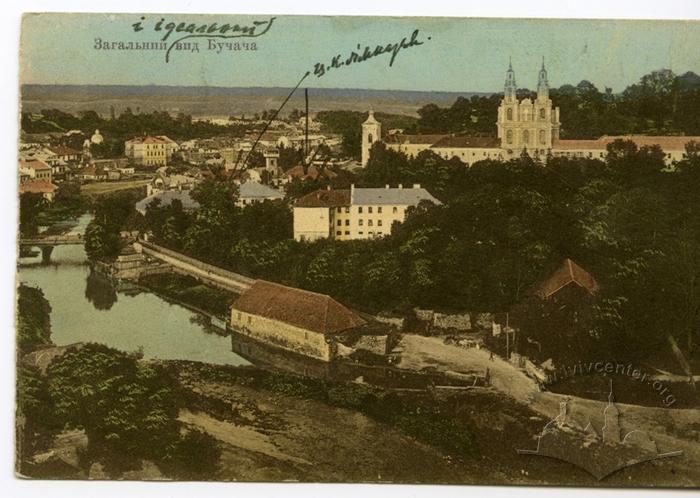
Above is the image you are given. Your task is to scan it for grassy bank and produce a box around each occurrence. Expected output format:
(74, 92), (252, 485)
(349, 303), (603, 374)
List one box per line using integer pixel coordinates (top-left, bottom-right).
(169, 360), (479, 459)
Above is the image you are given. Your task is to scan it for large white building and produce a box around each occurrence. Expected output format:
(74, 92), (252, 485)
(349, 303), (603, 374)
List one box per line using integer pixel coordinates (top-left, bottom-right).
(362, 60), (700, 167)
(125, 135), (177, 167)
(293, 184), (440, 242)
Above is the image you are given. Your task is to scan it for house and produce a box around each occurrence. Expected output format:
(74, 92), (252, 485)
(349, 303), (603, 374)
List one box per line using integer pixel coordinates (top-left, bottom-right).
(48, 145), (82, 163)
(20, 160), (52, 183)
(146, 173), (197, 196)
(237, 181), (284, 207)
(532, 258), (599, 300)
(230, 280), (366, 361)
(510, 259), (600, 362)
(124, 136), (170, 167)
(135, 189), (200, 215)
(19, 180), (58, 202)
(293, 184), (440, 242)
(77, 165), (106, 182)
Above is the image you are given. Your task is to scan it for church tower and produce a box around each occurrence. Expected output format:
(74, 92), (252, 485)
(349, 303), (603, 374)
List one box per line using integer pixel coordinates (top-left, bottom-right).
(537, 57), (549, 100)
(361, 110), (381, 167)
(497, 58), (561, 158)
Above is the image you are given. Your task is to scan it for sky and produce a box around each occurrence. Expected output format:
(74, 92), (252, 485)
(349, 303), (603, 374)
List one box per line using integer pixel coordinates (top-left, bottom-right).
(19, 13), (700, 93)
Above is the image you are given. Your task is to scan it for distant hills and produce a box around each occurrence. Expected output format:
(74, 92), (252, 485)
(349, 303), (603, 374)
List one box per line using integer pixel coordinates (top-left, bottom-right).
(21, 84), (489, 118)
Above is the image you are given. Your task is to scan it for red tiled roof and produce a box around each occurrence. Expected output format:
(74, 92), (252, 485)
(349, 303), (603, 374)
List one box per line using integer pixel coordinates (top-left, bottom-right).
(385, 134), (448, 145)
(533, 259), (599, 299)
(21, 159), (51, 171)
(554, 135), (700, 151)
(127, 136), (167, 145)
(431, 135), (500, 149)
(19, 180), (57, 194)
(231, 280), (365, 335)
(295, 188), (350, 208)
(48, 145), (81, 156)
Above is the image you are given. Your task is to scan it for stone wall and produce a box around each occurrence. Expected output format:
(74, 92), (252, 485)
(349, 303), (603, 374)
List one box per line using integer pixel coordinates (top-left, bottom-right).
(136, 240), (254, 293)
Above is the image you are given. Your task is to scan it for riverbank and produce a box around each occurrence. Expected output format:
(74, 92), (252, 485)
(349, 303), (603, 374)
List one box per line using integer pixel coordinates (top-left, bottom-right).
(151, 359), (700, 485)
(137, 272), (235, 320)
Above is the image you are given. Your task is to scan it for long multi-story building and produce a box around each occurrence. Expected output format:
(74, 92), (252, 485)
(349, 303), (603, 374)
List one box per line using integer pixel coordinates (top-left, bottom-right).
(293, 184), (440, 242)
(124, 135), (176, 167)
(362, 60), (700, 167)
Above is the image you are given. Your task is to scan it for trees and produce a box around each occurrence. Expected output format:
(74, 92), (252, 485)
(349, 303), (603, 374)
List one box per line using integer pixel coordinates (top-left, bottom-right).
(17, 284), (52, 355)
(84, 190), (145, 262)
(46, 344), (181, 471)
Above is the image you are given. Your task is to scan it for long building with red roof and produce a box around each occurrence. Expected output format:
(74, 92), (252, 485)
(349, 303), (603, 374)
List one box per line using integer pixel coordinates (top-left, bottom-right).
(362, 62), (700, 167)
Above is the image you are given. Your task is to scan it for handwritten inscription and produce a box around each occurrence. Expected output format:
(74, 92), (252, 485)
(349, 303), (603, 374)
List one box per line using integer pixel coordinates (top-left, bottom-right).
(313, 29), (427, 78)
(129, 16), (276, 62)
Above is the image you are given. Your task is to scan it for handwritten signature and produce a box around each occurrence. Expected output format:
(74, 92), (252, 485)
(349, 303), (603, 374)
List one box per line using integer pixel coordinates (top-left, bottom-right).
(313, 29), (428, 78)
(131, 16), (276, 62)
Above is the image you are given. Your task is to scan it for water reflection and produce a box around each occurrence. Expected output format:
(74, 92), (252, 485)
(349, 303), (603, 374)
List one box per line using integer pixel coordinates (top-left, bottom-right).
(84, 269), (118, 311)
(17, 214), (247, 367)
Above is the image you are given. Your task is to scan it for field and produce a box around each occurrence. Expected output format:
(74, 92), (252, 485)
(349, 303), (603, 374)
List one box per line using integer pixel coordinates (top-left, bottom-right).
(80, 179), (150, 197)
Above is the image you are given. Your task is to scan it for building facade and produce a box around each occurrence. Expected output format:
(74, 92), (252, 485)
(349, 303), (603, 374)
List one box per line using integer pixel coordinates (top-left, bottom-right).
(124, 136), (172, 167)
(230, 280), (366, 361)
(365, 60), (700, 166)
(293, 184), (441, 242)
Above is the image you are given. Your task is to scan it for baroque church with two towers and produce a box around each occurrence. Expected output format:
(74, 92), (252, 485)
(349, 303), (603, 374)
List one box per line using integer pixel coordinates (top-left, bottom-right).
(362, 60), (700, 167)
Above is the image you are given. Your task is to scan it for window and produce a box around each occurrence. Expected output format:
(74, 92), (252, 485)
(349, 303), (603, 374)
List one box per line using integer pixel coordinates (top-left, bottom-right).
(358, 206), (363, 214)
(368, 220), (373, 226)
(345, 219), (349, 226)
(377, 207), (382, 213)
(378, 220), (383, 227)
(368, 207), (373, 213)
(336, 207), (341, 213)
(507, 108), (513, 120)
(539, 108), (545, 120)
(337, 220), (342, 226)
(345, 207), (350, 214)
(336, 230), (341, 235)
(359, 231), (364, 235)
(506, 130), (513, 144)
(359, 219), (364, 226)
(523, 130), (530, 145)
(344, 231), (350, 235)
(247, 316), (252, 325)
(393, 207), (398, 214)
(237, 312), (242, 320)
(368, 133), (373, 144)
(539, 129), (546, 144)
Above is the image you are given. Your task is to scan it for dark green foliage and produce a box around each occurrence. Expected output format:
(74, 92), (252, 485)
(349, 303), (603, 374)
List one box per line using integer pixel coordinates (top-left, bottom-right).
(409, 69), (700, 138)
(17, 284), (52, 354)
(22, 108), (248, 143)
(19, 193), (44, 237)
(46, 344), (181, 470)
(84, 189), (144, 261)
(316, 110), (418, 159)
(138, 273), (234, 318)
(180, 363), (477, 458)
(165, 429), (221, 480)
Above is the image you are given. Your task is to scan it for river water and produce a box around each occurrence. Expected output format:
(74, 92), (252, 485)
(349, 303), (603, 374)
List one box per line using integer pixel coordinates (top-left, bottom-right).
(18, 214), (247, 366)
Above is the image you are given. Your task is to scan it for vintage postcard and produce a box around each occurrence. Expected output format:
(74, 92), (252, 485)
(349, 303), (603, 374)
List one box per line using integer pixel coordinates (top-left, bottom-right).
(14, 12), (700, 487)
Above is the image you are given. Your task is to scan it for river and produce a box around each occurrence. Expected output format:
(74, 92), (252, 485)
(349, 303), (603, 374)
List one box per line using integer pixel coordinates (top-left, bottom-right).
(18, 214), (248, 366)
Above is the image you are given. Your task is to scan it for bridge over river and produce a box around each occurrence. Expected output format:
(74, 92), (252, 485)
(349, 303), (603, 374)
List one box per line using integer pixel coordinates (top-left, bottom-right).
(20, 234), (85, 262)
